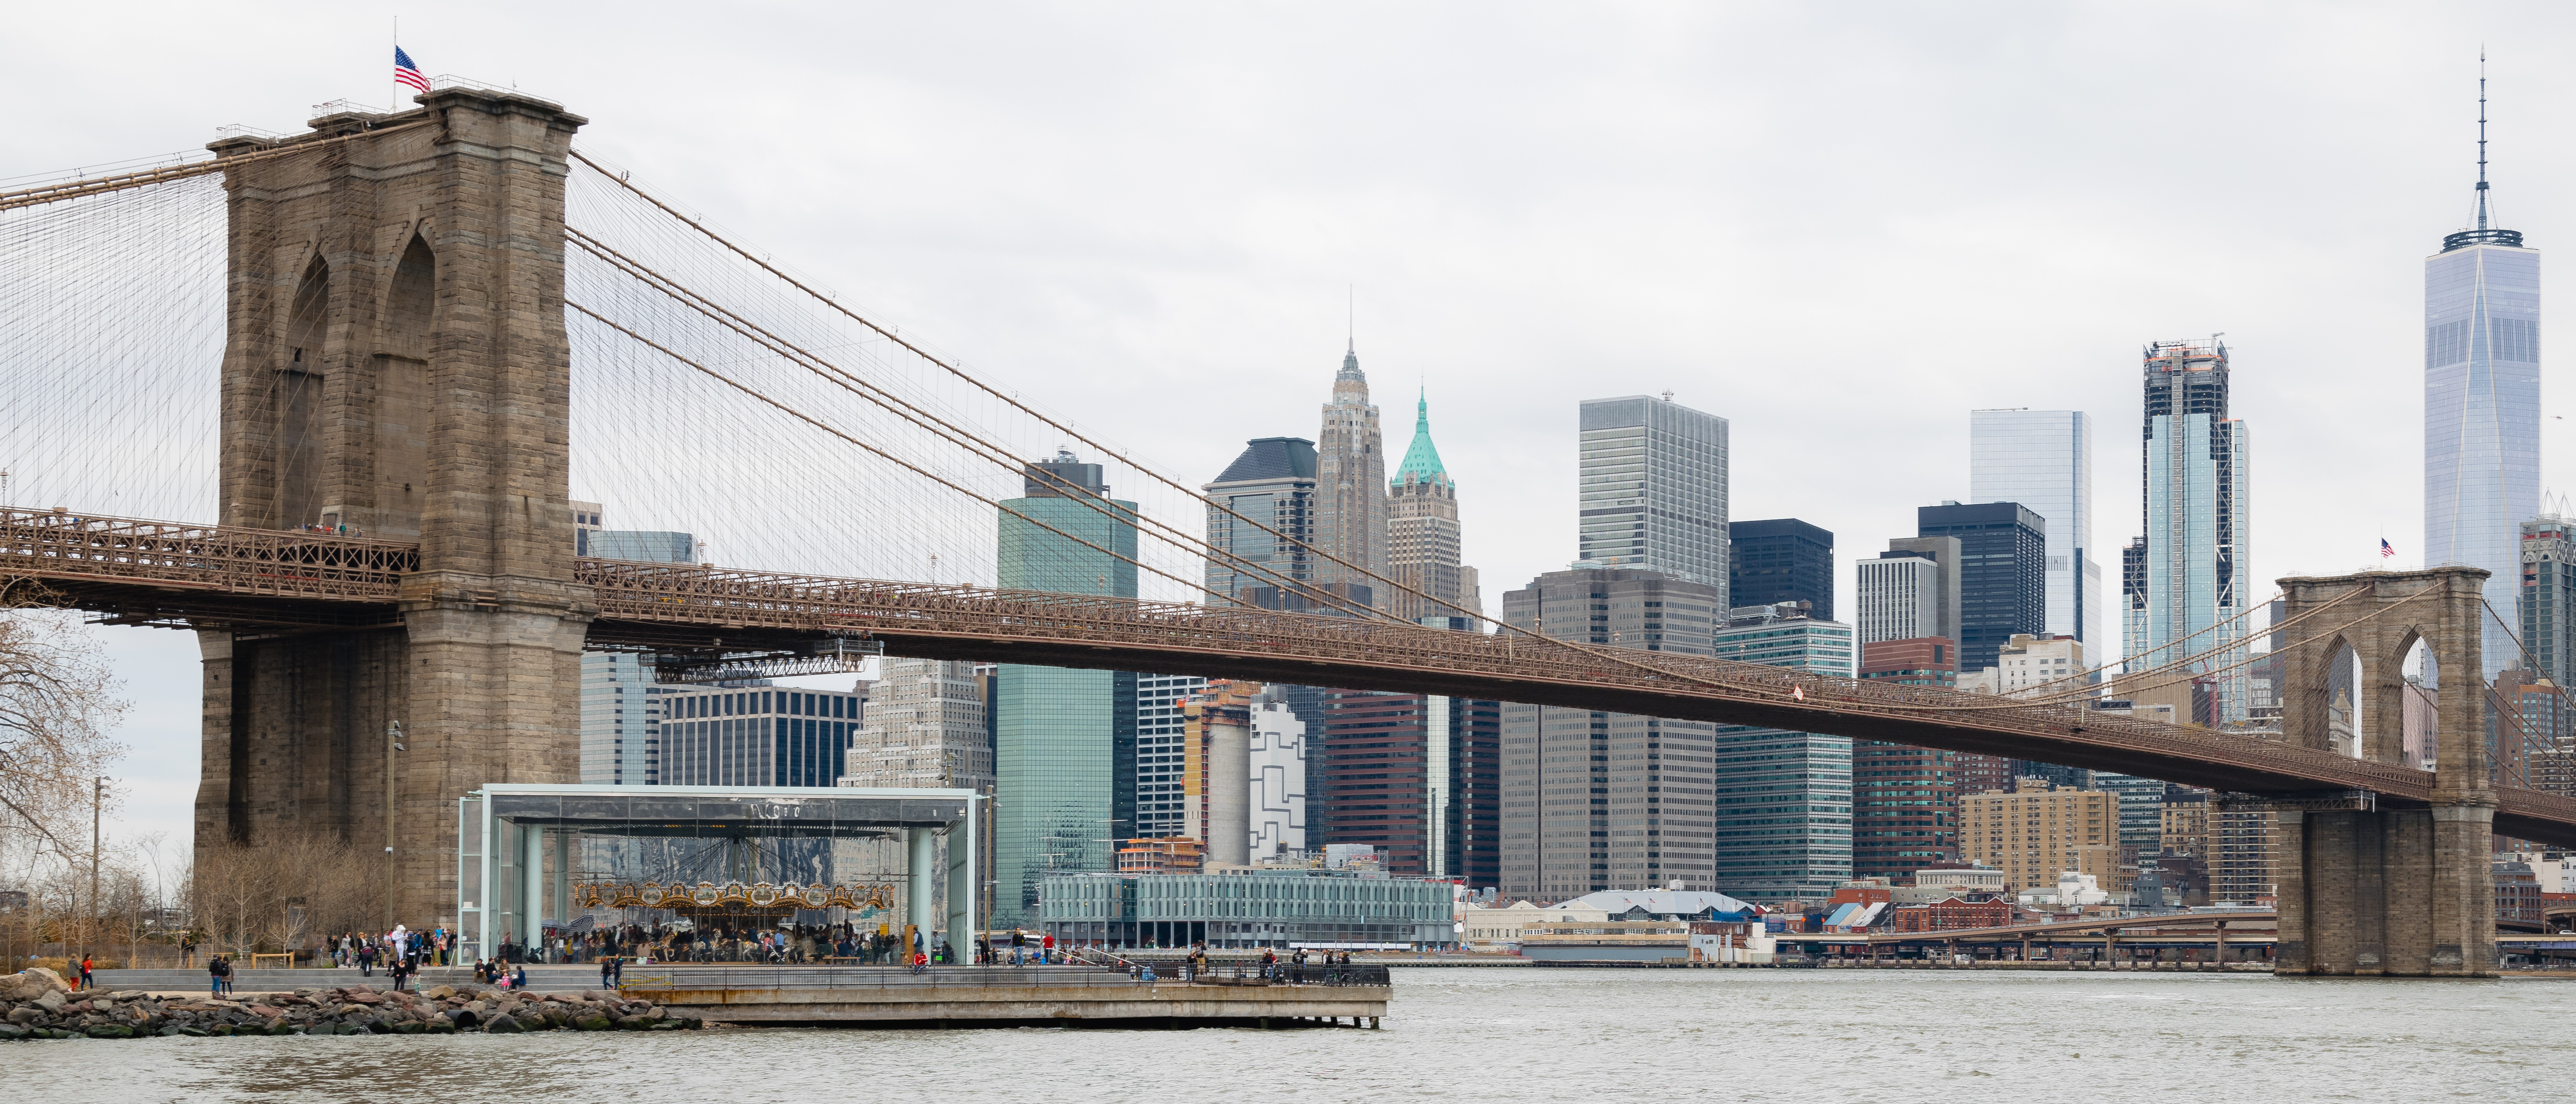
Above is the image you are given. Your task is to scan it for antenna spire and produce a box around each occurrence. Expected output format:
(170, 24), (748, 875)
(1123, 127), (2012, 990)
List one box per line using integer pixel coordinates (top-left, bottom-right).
(2476, 50), (2491, 230)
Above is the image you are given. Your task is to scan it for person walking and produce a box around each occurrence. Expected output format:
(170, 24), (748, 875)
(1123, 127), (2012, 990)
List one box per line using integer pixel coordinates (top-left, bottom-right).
(78, 955), (94, 991)
(208, 955), (223, 997)
(600, 953), (616, 989)
(611, 954), (624, 988)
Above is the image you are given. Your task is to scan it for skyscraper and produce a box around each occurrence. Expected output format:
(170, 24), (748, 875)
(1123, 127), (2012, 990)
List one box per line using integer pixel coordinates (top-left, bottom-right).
(1917, 502), (2047, 676)
(575, 514), (694, 785)
(1709, 602), (1856, 899)
(2427, 73), (2541, 680)
(578, 652), (667, 785)
(1316, 344), (1388, 607)
(2125, 339), (2252, 721)
(1134, 674), (1210, 839)
(1204, 437), (1318, 607)
(1578, 395), (1729, 592)
(1853, 637), (1961, 879)
(842, 658), (989, 790)
(1729, 518), (1834, 620)
(1387, 390), (1481, 623)
(1971, 409), (2098, 646)
(1500, 567), (1722, 900)
(2521, 516), (2576, 688)
(1856, 548), (1943, 645)
(993, 450), (1140, 926)
(1315, 689), (1501, 884)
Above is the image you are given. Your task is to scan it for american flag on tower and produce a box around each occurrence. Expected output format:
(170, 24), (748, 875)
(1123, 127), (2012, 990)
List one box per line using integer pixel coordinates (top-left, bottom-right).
(2381, 538), (2396, 560)
(395, 47), (431, 93)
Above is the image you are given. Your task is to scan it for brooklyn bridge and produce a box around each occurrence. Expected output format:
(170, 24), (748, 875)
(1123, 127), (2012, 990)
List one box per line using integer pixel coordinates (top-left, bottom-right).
(3, 86), (2561, 976)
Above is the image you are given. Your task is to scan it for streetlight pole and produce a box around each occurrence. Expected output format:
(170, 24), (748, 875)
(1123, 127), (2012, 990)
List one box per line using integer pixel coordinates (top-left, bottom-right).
(88, 778), (102, 961)
(386, 721), (404, 930)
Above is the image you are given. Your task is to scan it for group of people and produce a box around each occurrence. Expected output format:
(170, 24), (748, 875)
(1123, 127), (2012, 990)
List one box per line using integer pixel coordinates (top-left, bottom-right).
(327, 924), (446, 991)
(977, 930), (1058, 965)
(472, 958), (532, 988)
(487, 920), (934, 967)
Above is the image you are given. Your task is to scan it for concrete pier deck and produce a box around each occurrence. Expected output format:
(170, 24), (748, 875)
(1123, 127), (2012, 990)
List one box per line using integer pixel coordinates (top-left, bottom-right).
(620, 965), (1391, 1029)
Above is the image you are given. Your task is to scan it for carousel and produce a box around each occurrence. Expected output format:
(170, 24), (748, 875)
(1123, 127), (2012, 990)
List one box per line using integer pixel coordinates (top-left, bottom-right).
(462, 783), (982, 961)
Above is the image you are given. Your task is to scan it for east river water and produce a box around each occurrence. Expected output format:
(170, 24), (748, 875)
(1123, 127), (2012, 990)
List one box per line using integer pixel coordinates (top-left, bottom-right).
(0, 968), (2558, 1102)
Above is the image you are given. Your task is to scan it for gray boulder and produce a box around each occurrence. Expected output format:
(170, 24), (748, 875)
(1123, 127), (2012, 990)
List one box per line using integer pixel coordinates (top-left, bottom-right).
(0, 968), (69, 1003)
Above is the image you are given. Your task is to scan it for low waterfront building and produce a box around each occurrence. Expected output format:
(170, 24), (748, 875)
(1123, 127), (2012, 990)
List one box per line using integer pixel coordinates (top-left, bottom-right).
(1456, 899), (1551, 949)
(1880, 896), (2014, 932)
(1545, 888), (1761, 923)
(1036, 868), (1456, 950)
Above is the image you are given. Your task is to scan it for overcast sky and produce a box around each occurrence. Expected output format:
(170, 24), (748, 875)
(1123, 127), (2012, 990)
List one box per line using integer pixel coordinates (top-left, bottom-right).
(12, 2), (2572, 851)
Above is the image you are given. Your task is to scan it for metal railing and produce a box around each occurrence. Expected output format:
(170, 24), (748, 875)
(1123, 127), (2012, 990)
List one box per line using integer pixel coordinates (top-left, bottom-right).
(613, 962), (1385, 991)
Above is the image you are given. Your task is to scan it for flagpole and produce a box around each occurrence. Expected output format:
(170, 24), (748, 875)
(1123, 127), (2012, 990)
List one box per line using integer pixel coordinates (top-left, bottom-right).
(392, 16), (399, 113)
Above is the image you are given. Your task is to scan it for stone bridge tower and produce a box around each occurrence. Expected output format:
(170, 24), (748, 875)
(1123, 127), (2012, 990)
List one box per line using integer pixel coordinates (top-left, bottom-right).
(195, 89), (593, 926)
(2273, 566), (2495, 976)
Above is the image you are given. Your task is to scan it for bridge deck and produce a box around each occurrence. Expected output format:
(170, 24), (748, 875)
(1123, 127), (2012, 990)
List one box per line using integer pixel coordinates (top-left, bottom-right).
(14, 507), (2576, 845)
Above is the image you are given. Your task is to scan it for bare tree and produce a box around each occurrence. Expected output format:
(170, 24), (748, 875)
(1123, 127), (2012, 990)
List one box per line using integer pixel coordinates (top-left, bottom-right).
(0, 582), (128, 847)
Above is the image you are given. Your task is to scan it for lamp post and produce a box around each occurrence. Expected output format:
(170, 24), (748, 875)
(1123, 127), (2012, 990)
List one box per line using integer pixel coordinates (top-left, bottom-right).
(88, 778), (103, 961)
(386, 721), (405, 930)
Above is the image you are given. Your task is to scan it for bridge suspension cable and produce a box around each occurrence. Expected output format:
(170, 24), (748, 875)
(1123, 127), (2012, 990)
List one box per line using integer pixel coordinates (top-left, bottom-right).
(564, 300), (1231, 608)
(0, 120), (432, 214)
(564, 150), (1437, 627)
(564, 227), (1387, 623)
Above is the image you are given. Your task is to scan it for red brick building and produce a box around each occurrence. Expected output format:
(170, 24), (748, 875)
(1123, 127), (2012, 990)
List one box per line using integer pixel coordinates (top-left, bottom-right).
(1882, 896), (2014, 932)
(1853, 638), (1974, 878)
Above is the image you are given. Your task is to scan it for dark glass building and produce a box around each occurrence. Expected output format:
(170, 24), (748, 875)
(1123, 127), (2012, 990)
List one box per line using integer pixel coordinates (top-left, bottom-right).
(1729, 517), (1835, 620)
(1317, 691), (1501, 886)
(1916, 502), (2047, 675)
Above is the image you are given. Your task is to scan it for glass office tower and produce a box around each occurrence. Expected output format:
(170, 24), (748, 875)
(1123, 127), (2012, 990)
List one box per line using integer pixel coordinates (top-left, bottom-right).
(994, 450), (1140, 927)
(1709, 605), (1856, 900)
(1578, 395), (1730, 593)
(1970, 410), (2098, 648)
(2129, 340), (2252, 723)
(2425, 88), (2540, 680)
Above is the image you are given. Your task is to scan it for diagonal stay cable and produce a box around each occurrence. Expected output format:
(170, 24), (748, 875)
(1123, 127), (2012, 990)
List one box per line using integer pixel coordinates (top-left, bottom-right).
(565, 300), (1226, 611)
(566, 151), (1434, 627)
(566, 229), (1364, 620)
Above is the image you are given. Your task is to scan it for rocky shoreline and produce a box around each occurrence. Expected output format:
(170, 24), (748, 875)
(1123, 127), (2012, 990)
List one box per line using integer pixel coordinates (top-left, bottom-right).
(0, 967), (699, 1040)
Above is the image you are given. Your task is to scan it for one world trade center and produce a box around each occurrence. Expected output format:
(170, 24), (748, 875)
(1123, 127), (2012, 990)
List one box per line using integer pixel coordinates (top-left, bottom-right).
(2425, 67), (2540, 680)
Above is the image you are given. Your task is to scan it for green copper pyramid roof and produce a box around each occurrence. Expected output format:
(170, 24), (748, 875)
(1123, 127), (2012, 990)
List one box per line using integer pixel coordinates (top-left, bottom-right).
(1392, 388), (1450, 487)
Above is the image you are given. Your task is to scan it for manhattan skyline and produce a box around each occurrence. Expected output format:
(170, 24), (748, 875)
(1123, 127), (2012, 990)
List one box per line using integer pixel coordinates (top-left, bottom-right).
(13, 6), (2570, 850)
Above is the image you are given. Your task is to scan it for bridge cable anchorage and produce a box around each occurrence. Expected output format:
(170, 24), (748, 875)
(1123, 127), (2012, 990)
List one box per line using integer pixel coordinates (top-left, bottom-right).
(562, 229), (1375, 621)
(561, 152), (1927, 700)
(562, 301), (1230, 606)
(1924, 584), (2359, 712)
(1899, 584), (2424, 714)
(2482, 597), (2576, 791)
(0, 120), (435, 213)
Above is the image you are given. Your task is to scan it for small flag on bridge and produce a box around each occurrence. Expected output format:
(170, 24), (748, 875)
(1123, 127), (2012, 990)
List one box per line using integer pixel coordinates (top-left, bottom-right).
(2381, 538), (2396, 560)
(395, 47), (432, 94)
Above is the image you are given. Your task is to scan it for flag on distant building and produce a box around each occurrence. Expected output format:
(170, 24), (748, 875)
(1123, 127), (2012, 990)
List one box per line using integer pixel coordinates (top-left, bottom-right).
(395, 47), (431, 93)
(2381, 538), (2396, 560)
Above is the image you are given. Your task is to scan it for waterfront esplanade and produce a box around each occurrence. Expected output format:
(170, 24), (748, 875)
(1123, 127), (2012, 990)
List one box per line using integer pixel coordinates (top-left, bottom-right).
(460, 785), (979, 959)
